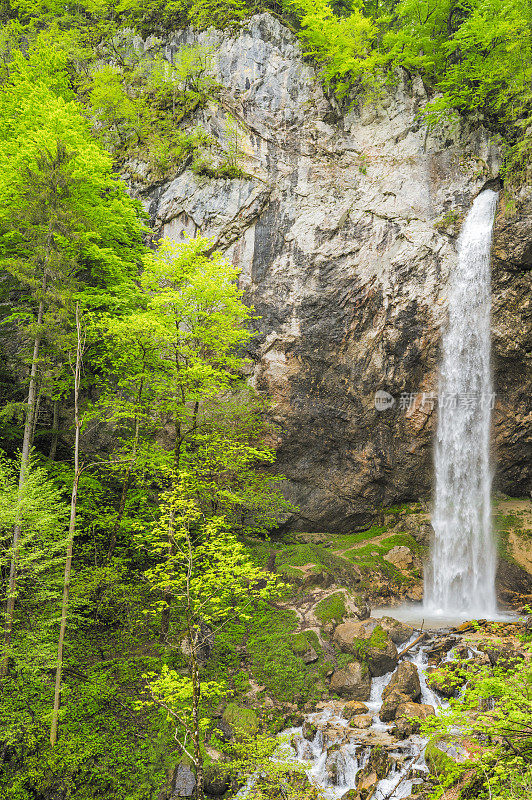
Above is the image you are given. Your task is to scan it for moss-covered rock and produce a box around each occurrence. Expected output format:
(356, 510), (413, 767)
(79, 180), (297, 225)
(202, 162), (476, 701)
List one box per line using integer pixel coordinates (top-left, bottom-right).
(333, 619), (398, 676)
(203, 763), (230, 797)
(425, 735), (467, 776)
(315, 591), (348, 624)
(222, 704), (259, 738)
(329, 660), (371, 700)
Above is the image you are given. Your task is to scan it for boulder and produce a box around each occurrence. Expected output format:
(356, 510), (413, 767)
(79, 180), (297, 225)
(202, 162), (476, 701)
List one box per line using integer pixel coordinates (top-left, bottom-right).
(382, 661), (421, 702)
(425, 735), (470, 775)
(343, 700), (369, 718)
(395, 701), (435, 733)
(383, 546), (414, 570)
(164, 764), (196, 799)
(349, 714), (372, 729)
(378, 616), (414, 645)
(203, 764), (230, 797)
(478, 643), (526, 669)
(355, 745), (393, 794)
(406, 586), (423, 602)
(221, 704), (259, 739)
(379, 690), (411, 722)
(303, 646), (319, 664)
(333, 619), (398, 677)
(302, 720), (318, 740)
(329, 661), (371, 700)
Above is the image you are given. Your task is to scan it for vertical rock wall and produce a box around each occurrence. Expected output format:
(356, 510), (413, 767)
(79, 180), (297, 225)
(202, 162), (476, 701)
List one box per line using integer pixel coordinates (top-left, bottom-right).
(136, 14), (531, 531)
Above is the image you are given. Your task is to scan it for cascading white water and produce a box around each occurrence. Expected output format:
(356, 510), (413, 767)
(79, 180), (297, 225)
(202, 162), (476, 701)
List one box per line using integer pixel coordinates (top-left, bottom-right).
(425, 189), (499, 616)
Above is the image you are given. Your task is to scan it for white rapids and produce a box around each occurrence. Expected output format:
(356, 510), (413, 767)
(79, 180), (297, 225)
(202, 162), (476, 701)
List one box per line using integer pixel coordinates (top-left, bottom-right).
(270, 634), (445, 800)
(425, 189), (499, 618)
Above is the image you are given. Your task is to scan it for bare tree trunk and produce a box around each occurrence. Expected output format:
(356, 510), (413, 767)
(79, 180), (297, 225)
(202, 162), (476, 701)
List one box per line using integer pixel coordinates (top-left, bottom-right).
(50, 304), (83, 745)
(107, 374), (145, 560)
(49, 398), (59, 461)
(185, 530), (203, 800)
(190, 656), (204, 800)
(1, 289), (45, 678)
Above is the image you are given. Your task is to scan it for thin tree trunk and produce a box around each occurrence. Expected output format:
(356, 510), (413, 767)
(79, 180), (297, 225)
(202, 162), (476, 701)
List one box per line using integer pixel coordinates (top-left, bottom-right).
(31, 387), (41, 446)
(49, 398), (59, 461)
(107, 375), (144, 559)
(160, 346), (183, 642)
(50, 304), (83, 745)
(1, 288), (45, 678)
(185, 532), (203, 800)
(190, 656), (204, 800)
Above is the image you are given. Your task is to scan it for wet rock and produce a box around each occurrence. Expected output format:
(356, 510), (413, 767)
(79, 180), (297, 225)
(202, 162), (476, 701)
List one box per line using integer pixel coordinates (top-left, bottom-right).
(396, 701), (435, 721)
(383, 661), (421, 701)
(355, 771), (378, 799)
(329, 661), (371, 700)
(391, 717), (416, 739)
(426, 636), (459, 665)
(302, 720), (318, 740)
(333, 619), (398, 677)
(355, 745), (393, 798)
(343, 700), (369, 718)
(383, 546), (414, 570)
(349, 714), (372, 729)
(379, 690), (411, 722)
(378, 616), (414, 645)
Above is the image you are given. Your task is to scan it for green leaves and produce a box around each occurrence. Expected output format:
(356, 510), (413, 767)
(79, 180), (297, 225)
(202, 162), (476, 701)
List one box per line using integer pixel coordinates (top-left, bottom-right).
(285, 0), (377, 96)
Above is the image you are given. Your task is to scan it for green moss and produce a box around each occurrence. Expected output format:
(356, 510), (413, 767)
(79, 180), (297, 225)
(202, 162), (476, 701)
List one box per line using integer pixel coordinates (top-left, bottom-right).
(276, 564), (306, 580)
(425, 735), (462, 777)
(291, 632), (311, 656)
(245, 603), (326, 704)
(315, 591), (347, 624)
(342, 532), (423, 586)
(222, 703), (259, 737)
(350, 625), (388, 662)
(291, 630), (322, 656)
(327, 526), (386, 550)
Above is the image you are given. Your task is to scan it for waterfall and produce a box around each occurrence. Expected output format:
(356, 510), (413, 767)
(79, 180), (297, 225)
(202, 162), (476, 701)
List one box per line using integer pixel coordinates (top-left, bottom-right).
(425, 189), (499, 616)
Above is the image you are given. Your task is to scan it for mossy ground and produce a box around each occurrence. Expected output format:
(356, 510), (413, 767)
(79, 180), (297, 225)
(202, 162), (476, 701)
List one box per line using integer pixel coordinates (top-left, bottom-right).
(0, 503), (429, 799)
(245, 506), (427, 596)
(314, 591), (348, 624)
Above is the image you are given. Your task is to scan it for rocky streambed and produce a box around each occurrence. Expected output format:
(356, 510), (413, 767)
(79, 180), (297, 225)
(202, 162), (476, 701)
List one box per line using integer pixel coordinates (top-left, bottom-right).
(262, 615), (528, 800)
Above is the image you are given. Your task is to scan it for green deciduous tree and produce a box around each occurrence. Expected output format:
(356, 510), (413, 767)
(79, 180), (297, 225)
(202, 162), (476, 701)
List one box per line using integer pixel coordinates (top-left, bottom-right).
(143, 482), (280, 799)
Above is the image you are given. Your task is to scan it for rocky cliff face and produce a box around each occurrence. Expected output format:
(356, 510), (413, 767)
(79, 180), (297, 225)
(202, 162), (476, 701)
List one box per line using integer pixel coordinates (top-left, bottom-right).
(133, 14), (531, 532)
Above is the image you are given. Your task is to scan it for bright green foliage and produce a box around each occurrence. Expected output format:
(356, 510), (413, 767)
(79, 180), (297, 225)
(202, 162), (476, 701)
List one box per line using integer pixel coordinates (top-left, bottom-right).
(143, 484), (280, 624)
(222, 702), (259, 736)
(0, 451), (69, 660)
(93, 236), (288, 539)
(422, 645), (532, 798)
(285, 0), (377, 96)
(116, 0), (250, 36)
(145, 664), (227, 750)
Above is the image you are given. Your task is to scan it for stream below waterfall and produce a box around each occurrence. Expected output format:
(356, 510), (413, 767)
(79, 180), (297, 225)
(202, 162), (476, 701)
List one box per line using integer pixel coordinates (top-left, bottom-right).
(272, 630), (462, 800)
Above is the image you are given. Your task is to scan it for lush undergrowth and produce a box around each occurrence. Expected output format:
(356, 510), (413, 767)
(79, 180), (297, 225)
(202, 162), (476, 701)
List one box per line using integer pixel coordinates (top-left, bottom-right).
(421, 630), (532, 800)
